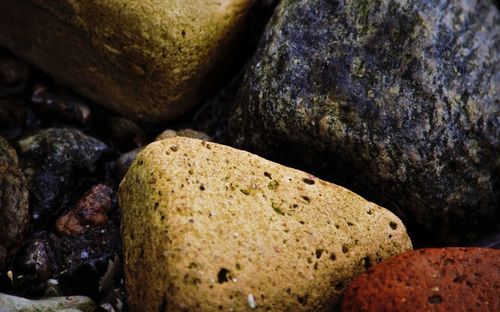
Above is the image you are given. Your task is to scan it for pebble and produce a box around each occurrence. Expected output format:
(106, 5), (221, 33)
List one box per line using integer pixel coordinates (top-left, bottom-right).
(0, 292), (96, 312)
(0, 51), (30, 96)
(0, 136), (29, 272)
(17, 128), (110, 229)
(31, 84), (92, 127)
(108, 117), (147, 151)
(55, 184), (114, 236)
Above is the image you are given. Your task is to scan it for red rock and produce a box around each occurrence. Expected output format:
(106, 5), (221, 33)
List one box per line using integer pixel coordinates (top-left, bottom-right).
(341, 248), (500, 312)
(55, 184), (113, 236)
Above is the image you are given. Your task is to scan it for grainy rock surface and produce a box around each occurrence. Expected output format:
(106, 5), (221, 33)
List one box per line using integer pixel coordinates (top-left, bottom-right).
(17, 128), (109, 229)
(0, 292), (96, 312)
(0, 136), (29, 272)
(229, 0), (500, 244)
(341, 247), (500, 312)
(0, 0), (257, 122)
(55, 184), (114, 236)
(119, 137), (412, 311)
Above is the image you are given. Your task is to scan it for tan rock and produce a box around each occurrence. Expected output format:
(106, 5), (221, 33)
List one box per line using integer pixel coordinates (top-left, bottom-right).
(119, 137), (412, 311)
(155, 128), (211, 141)
(0, 0), (254, 122)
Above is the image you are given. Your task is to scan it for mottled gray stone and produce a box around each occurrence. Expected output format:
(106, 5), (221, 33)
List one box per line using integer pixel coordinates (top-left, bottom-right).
(230, 0), (500, 244)
(18, 128), (110, 229)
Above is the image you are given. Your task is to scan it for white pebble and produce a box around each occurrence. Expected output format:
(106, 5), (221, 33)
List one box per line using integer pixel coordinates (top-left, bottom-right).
(247, 294), (257, 309)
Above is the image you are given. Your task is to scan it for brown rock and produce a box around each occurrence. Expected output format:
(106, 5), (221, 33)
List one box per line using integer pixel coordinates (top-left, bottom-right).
(0, 0), (256, 122)
(55, 184), (114, 236)
(0, 136), (29, 272)
(341, 248), (500, 312)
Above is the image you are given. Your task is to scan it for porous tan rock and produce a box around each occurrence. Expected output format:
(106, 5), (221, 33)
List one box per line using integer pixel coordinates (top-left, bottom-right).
(0, 0), (255, 122)
(119, 137), (412, 311)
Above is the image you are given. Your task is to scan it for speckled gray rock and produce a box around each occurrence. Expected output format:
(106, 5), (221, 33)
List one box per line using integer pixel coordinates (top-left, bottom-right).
(0, 136), (29, 272)
(0, 293), (96, 312)
(18, 128), (109, 229)
(230, 0), (500, 244)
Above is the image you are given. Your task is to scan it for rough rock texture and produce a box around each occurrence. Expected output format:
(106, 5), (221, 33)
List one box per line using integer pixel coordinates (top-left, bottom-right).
(119, 137), (412, 311)
(341, 248), (500, 312)
(0, 0), (257, 122)
(17, 128), (109, 229)
(229, 0), (500, 244)
(0, 292), (96, 312)
(0, 136), (29, 273)
(55, 184), (114, 236)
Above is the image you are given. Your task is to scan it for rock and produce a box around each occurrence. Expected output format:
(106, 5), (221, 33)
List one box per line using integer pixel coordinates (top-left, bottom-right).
(341, 248), (500, 311)
(156, 128), (211, 142)
(17, 128), (110, 229)
(0, 51), (30, 96)
(108, 117), (147, 151)
(55, 184), (114, 236)
(14, 235), (54, 285)
(31, 84), (92, 127)
(0, 136), (29, 272)
(50, 220), (121, 299)
(119, 137), (412, 311)
(0, 292), (96, 312)
(0, 98), (27, 139)
(115, 148), (144, 183)
(229, 0), (500, 244)
(116, 129), (210, 182)
(0, 0), (258, 122)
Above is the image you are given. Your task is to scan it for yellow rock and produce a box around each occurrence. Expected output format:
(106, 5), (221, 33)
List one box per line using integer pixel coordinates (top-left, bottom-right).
(119, 137), (412, 311)
(0, 0), (254, 121)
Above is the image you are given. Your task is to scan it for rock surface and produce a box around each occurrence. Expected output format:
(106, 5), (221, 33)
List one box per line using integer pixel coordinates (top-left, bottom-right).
(341, 247), (500, 312)
(0, 51), (29, 96)
(0, 292), (96, 312)
(0, 136), (29, 272)
(119, 137), (412, 311)
(55, 184), (114, 236)
(18, 128), (109, 229)
(229, 0), (500, 244)
(0, 0), (257, 122)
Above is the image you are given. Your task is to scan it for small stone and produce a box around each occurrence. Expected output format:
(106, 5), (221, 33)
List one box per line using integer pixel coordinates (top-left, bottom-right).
(0, 98), (27, 139)
(0, 292), (96, 312)
(0, 0), (258, 121)
(119, 137), (412, 311)
(50, 223), (121, 299)
(0, 51), (30, 96)
(13, 235), (54, 283)
(341, 248), (500, 311)
(55, 184), (114, 236)
(108, 117), (147, 150)
(156, 128), (211, 142)
(0, 136), (29, 273)
(230, 0), (500, 244)
(31, 84), (92, 127)
(17, 128), (110, 229)
(115, 148), (144, 183)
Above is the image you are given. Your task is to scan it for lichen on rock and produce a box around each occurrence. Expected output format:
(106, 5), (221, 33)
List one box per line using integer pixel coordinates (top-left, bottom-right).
(230, 0), (500, 244)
